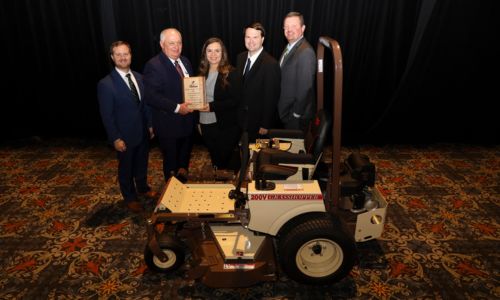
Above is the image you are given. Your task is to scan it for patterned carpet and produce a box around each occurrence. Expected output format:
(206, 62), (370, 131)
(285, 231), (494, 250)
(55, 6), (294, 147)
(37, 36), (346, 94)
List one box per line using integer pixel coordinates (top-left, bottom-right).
(0, 138), (498, 299)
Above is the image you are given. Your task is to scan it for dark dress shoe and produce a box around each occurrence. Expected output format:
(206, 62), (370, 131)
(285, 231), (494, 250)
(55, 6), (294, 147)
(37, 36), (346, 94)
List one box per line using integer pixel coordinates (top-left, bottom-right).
(214, 169), (236, 181)
(138, 190), (160, 200)
(126, 201), (144, 213)
(176, 168), (189, 183)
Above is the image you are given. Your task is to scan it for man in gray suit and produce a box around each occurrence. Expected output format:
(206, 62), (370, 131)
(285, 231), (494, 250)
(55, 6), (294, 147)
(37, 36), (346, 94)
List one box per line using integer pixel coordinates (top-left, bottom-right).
(278, 12), (317, 132)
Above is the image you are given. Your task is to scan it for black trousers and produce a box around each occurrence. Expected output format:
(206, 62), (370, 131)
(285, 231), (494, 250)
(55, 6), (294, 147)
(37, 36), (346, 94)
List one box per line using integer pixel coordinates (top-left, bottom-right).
(158, 135), (193, 180)
(283, 116), (310, 133)
(200, 123), (240, 170)
(116, 139), (149, 203)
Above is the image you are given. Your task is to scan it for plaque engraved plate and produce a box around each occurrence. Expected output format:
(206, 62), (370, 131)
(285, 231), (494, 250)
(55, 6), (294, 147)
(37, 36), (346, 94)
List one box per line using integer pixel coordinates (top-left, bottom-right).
(182, 76), (206, 110)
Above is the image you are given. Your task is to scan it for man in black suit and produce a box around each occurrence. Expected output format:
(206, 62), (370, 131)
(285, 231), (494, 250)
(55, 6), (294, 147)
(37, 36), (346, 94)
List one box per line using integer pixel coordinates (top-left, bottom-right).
(236, 22), (281, 142)
(278, 12), (317, 132)
(143, 28), (195, 182)
(97, 41), (156, 213)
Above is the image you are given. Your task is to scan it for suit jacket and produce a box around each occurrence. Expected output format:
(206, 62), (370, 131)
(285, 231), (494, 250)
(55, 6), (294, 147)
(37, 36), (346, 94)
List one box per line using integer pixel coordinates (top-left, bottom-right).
(278, 38), (317, 122)
(143, 53), (195, 138)
(97, 69), (152, 147)
(209, 70), (242, 128)
(236, 49), (281, 134)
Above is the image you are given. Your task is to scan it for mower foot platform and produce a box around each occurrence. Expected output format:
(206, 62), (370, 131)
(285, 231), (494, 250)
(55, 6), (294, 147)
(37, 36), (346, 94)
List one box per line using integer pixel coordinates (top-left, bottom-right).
(187, 225), (277, 288)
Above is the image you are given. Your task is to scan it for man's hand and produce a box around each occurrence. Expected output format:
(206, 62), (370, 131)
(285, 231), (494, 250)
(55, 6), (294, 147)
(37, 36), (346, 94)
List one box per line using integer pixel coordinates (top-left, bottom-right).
(178, 102), (193, 115)
(259, 127), (268, 135)
(113, 139), (126, 152)
(197, 103), (210, 112)
(149, 127), (154, 139)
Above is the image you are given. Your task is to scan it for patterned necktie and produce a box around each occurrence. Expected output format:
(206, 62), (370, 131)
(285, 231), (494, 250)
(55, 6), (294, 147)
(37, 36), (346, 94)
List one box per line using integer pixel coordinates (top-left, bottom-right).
(280, 47), (290, 66)
(174, 60), (184, 78)
(126, 73), (140, 105)
(243, 58), (251, 77)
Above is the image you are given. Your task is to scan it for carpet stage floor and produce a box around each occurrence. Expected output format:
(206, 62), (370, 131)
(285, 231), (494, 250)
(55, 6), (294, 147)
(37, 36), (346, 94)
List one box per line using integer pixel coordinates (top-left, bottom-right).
(0, 139), (498, 299)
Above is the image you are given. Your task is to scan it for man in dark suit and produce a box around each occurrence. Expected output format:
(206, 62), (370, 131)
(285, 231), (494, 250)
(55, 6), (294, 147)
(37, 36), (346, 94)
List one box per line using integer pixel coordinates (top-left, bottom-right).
(278, 12), (317, 132)
(97, 41), (155, 213)
(143, 28), (195, 182)
(236, 22), (281, 142)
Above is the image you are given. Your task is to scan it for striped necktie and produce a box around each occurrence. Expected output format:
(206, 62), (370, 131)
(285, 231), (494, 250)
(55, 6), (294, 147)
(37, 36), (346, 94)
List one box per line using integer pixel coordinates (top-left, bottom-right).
(280, 47), (290, 66)
(174, 60), (184, 78)
(126, 73), (140, 105)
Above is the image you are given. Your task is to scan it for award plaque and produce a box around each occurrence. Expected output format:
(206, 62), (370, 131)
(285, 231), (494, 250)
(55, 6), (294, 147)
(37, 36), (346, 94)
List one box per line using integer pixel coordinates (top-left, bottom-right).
(182, 76), (207, 110)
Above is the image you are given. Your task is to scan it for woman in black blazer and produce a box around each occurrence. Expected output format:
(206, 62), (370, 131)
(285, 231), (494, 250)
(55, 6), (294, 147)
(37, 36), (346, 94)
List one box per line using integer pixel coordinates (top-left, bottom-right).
(198, 37), (242, 171)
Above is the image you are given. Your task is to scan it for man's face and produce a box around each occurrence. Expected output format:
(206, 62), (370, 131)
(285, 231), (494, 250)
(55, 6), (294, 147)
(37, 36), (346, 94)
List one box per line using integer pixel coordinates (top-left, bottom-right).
(161, 30), (182, 60)
(244, 28), (264, 53)
(111, 44), (131, 70)
(283, 16), (305, 44)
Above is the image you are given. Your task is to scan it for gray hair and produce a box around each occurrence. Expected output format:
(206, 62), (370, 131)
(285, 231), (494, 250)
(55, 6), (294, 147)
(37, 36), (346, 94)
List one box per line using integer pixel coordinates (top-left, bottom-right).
(160, 28), (181, 42)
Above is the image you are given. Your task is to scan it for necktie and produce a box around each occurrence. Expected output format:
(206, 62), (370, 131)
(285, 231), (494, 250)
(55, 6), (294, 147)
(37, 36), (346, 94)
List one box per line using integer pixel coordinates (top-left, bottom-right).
(280, 47), (290, 66)
(243, 58), (251, 77)
(126, 73), (140, 105)
(174, 60), (184, 78)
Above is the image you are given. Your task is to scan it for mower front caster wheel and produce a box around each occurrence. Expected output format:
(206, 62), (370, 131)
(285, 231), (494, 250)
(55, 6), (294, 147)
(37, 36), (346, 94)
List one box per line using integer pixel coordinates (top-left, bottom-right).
(144, 236), (185, 273)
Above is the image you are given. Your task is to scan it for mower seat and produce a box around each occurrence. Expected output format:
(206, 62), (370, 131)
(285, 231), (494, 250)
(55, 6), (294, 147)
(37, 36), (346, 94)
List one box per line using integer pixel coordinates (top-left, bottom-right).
(254, 109), (332, 182)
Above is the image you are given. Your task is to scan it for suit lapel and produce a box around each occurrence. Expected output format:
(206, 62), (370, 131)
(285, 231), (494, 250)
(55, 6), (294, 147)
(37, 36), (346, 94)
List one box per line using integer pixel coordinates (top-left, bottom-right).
(180, 57), (192, 76)
(132, 71), (145, 107)
(111, 69), (139, 106)
(282, 38), (305, 66)
(160, 54), (192, 78)
(111, 70), (130, 95)
(134, 72), (144, 97)
(160, 53), (176, 75)
(245, 51), (264, 81)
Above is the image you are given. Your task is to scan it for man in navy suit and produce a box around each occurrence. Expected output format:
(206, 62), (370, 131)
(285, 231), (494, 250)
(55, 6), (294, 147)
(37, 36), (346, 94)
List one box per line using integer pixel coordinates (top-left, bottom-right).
(97, 41), (155, 213)
(143, 28), (195, 182)
(278, 12), (317, 132)
(236, 22), (281, 142)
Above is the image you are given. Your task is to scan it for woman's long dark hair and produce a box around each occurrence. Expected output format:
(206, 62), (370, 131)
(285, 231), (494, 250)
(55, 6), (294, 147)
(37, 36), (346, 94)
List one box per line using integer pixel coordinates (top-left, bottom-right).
(198, 37), (234, 87)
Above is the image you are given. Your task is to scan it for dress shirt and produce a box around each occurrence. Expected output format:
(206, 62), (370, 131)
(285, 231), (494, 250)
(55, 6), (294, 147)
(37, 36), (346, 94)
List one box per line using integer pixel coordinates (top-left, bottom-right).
(116, 67), (141, 99)
(244, 47), (264, 75)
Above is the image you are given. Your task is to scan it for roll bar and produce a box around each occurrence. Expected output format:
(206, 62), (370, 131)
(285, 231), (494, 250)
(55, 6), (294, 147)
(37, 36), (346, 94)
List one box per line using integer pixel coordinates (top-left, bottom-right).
(316, 37), (343, 209)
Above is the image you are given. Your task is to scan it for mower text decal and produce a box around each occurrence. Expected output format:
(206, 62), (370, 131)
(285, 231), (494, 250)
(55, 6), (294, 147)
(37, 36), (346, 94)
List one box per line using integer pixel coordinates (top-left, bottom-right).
(224, 263), (255, 270)
(249, 194), (323, 200)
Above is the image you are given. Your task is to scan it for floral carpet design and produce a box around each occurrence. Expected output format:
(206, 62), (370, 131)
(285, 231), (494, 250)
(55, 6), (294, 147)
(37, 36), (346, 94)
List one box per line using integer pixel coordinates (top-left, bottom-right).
(0, 139), (498, 299)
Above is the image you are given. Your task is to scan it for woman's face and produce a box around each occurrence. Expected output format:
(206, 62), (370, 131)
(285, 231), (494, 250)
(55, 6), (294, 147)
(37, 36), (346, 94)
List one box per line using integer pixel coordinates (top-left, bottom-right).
(206, 42), (222, 66)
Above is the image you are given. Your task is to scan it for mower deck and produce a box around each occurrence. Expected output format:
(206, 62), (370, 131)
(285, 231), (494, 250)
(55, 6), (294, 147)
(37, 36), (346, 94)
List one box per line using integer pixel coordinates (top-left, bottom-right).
(156, 177), (236, 214)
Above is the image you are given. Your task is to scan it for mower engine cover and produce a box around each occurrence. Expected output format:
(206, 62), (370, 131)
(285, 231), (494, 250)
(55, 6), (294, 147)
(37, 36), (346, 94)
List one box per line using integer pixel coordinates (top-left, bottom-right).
(246, 180), (326, 235)
(345, 152), (376, 186)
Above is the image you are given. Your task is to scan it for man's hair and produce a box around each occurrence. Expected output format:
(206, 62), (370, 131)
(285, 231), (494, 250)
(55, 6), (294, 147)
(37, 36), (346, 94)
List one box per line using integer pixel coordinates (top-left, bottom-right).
(285, 11), (305, 26)
(160, 28), (181, 42)
(244, 22), (266, 38)
(109, 41), (131, 55)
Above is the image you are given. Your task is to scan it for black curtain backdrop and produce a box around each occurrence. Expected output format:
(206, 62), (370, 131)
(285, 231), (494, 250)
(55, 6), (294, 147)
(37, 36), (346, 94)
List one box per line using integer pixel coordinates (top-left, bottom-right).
(1, 0), (498, 145)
